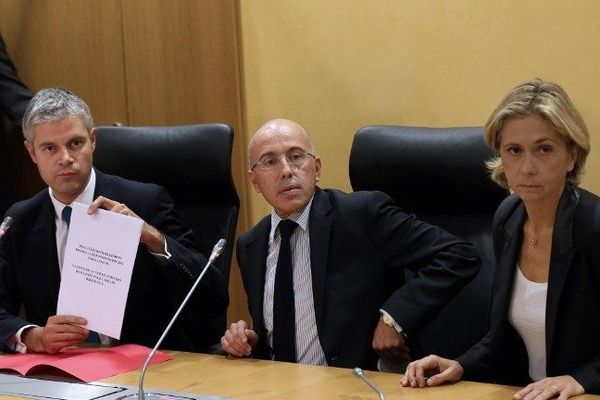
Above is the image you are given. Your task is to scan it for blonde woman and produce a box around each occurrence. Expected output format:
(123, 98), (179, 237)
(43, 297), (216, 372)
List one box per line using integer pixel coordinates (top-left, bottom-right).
(402, 80), (599, 400)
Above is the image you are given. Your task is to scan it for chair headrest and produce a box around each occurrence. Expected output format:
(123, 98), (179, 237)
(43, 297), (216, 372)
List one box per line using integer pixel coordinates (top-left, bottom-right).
(349, 125), (507, 214)
(94, 124), (239, 207)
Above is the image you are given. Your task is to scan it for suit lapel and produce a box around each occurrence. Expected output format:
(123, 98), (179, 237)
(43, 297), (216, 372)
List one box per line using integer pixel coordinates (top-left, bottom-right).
(30, 193), (61, 315)
(93, 169), (114, 199)
(243, 219), (271, 334)
(493, 202), (525, 328)
(546, 187), (578, 356)
(308, 188), (332, 334)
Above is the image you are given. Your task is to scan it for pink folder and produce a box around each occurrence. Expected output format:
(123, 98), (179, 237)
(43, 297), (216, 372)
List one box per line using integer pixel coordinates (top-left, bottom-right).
(0, 344), (172, 382)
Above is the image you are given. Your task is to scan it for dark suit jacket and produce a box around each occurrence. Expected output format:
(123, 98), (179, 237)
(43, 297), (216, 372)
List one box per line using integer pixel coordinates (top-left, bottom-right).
(0, 34), (32, 128)
(0, 170), (228, 351)
(458, 186), (600, 394)
(237, 188), (479, 369)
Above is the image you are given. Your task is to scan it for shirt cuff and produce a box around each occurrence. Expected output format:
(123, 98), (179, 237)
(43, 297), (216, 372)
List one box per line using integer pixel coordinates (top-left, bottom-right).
(7, 325), (37, 353)
(148, 235), (172, 264)
(379, 309), (406, 337)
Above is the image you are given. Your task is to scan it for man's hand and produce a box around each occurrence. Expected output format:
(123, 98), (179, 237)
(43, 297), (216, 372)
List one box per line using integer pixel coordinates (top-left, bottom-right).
(22, 315), (89, 354)
(401, 354), (464, 388)
(372, 318), (410, 367)
(513, 375), (584, 400)
(88, 196), (165, 254)
(221, 320), (259, 358)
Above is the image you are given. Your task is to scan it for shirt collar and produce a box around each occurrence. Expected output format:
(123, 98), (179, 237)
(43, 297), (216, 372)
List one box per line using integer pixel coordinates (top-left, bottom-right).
(49, 168), (96, 219)
(269, 195), (314, 241)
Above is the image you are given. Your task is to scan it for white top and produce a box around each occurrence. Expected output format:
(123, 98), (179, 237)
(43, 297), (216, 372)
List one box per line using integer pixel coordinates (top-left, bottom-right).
(264, 197), (327, 365)
(509, 265), (548, 381)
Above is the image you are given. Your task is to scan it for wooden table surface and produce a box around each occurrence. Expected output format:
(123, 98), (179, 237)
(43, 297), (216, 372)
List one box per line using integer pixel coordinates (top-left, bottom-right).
(2, 351), (600, 400)
(104, 352), (600, 400)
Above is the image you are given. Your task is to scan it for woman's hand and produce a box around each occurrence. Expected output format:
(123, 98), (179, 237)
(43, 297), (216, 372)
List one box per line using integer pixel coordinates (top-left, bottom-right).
(514, 375), (584, 400)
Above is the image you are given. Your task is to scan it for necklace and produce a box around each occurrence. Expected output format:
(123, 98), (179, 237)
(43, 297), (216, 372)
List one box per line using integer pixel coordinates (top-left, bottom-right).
(526, 220), (554, 248)
(529, 233), (538, 247)
(527, 224), (538, 247)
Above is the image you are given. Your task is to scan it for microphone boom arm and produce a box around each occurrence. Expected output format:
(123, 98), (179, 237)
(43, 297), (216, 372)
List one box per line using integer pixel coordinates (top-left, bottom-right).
(137, 238), (227, 400)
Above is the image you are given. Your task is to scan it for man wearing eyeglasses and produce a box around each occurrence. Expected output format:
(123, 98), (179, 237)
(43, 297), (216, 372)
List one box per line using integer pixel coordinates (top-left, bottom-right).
(221, 118), (479, 371)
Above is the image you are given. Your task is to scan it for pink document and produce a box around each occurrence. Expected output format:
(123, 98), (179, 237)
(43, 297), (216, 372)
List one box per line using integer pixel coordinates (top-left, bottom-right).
(0, 344), (172, 382)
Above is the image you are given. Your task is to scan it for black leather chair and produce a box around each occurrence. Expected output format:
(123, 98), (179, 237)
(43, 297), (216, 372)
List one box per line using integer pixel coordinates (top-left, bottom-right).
(350, 125), (508, 360)
(94, 123), (239, 350)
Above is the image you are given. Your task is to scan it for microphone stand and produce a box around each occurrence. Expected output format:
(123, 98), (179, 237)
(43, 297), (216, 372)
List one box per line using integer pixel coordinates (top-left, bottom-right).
(118, 238), (226, 400)
(0, 216), (12, 238)
(353, 368), (385, 400)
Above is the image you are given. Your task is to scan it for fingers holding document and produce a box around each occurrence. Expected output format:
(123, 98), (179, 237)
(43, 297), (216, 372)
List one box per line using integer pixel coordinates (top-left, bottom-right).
(88, 195), (166, 254)
(88, 196), (139, 219)
(22, 315), (89, 353)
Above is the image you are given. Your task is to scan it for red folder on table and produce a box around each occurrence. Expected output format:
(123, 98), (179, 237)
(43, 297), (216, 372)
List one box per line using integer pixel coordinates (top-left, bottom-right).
(0, 343), (171, 382)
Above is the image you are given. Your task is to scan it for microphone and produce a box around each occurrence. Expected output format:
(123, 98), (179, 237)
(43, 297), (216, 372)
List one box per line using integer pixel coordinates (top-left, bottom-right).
(117, 238), (227, 400)
(353, 367), (386, 400)
(0, 216), (12, 238)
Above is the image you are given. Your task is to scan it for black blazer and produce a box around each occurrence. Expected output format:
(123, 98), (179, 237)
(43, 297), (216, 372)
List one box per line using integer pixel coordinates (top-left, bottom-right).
(237, 187), (479, 369)
(458, 186), (600, 394)
(0, 170), (228, 351)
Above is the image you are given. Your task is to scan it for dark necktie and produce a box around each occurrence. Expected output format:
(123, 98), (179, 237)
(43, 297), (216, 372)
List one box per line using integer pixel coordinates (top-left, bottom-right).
(273, 219), (298, 362)
(61, 205), (72, 226)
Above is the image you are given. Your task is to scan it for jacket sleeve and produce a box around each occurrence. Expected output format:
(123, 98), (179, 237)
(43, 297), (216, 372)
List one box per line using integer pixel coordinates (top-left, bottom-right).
(0, 34), (33, 128)
(0, 210), (31, 349)
(367, 191), (480, 335)
(143, 186), (228, 319)
(456, 333), (494, 381)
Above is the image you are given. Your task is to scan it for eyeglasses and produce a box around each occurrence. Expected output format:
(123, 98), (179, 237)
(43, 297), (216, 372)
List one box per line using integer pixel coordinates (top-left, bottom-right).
(251, 152), (316, 171)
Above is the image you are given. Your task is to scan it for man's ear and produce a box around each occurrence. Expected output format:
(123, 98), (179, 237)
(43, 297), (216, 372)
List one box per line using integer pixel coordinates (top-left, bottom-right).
(248, 170), (262, 193)
(24, 140), (37, 165)
(90, 128), (97, 151)
(314, 156), (321, 183)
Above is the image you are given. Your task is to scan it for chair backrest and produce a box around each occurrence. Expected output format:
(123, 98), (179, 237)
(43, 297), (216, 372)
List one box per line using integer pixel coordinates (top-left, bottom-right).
(94, 124), (239, 348)
(350, 125), (508, 359)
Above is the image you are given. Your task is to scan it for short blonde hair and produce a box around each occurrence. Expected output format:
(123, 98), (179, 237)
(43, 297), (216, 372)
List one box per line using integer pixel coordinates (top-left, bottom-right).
(484, 79), (590, 188)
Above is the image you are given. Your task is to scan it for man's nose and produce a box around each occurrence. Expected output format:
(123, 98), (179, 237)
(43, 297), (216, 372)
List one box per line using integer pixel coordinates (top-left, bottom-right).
(59, 147), (74, 164)
(280, 157), (294, 177)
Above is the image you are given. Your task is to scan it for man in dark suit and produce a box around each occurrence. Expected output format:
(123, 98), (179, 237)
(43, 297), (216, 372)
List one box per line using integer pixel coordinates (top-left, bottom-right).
(0, 32), (32, 128)
(0, 88), (228, 353)
(221, 118), (479, 370)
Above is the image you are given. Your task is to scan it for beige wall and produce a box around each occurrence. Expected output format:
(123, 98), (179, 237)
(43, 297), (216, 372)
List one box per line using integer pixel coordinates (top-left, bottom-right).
(240, 0), (600, 223)
(2, 0), (599, 326)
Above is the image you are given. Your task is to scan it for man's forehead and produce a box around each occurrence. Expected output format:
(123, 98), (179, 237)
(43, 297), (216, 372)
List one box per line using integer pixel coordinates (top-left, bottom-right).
(31, 118), (90, 144)
(253, 142), (308, 163)
(253, 127), (308, 149)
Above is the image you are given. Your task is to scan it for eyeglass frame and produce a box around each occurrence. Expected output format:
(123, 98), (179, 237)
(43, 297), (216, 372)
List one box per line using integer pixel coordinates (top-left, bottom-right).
(250, 151), (316, 172)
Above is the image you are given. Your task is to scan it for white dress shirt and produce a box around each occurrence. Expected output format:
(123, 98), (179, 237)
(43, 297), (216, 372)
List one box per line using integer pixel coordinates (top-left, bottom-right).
(263, 198), (327, 365)
(50, 169), (96, 272)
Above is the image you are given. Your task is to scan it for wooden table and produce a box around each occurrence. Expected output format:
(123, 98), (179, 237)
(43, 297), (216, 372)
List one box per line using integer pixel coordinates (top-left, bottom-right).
(106, 352), (600, 400)
(3, 352), (600, 399)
